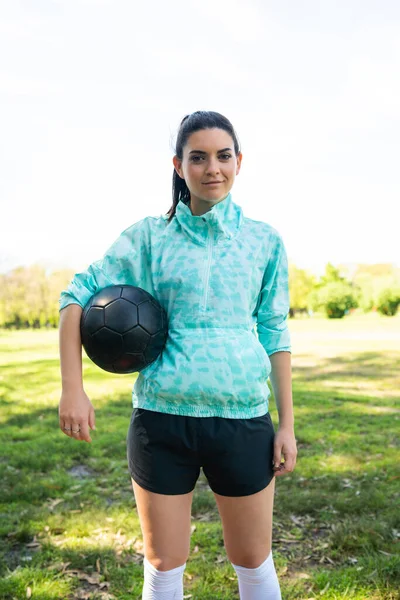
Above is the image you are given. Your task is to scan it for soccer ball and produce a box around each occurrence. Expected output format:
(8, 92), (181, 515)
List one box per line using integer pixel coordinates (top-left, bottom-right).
(80, 285), (168, 374)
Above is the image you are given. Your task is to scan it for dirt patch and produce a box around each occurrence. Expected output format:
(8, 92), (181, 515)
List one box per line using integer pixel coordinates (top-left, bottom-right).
(67, 465), (94, 478)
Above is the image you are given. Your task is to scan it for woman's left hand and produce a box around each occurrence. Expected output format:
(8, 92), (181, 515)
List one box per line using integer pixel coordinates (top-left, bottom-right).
(272, 426), (297, 477)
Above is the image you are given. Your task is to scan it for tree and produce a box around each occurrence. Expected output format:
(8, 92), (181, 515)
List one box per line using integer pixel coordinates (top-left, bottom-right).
(316, 281), (358, 318)
(0, 265), (75, 328)
(288, 264), (317, 316)
(343, 263), (400, 312)
(376, 287), (400, 316)
(309, 263), (358, 318)
(319, 262), (346, 286)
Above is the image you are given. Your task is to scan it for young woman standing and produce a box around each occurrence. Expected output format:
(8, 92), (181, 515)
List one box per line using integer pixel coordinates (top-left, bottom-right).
(59, 111), (297, 599)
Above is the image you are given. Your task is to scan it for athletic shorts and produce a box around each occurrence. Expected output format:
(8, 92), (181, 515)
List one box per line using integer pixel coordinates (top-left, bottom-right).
(126, 408), (276, 497)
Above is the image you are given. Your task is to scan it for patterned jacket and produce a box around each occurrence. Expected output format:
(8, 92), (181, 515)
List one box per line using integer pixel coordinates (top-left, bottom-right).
(59, 192), (291, 418)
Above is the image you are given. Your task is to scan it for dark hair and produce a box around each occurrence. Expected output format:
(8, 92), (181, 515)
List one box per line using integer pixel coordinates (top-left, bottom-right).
(166, 111), (241, 223)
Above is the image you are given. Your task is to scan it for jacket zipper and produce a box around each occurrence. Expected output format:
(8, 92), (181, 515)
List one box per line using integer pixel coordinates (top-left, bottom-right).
(202, 224), (214, 312)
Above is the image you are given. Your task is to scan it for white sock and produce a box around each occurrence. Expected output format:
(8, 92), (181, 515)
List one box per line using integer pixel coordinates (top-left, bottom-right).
(142, 556), (186, 599)
(231, 551), (282, 600)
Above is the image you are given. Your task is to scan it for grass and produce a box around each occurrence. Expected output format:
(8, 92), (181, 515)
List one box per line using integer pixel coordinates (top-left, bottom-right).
(0, 311), (399, 599)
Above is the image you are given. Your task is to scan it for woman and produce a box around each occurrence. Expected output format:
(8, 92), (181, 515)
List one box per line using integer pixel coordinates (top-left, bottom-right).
(58, 111), (297, 599)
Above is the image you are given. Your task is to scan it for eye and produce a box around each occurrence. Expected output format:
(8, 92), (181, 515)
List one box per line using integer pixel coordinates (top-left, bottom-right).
(219, 153), (232, 160)
(190, 156), (204, 162)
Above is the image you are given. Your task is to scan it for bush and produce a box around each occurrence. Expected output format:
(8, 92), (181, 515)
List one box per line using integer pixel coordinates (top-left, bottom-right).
(376, 287), (400, 316)
(311, 282), (358, 319)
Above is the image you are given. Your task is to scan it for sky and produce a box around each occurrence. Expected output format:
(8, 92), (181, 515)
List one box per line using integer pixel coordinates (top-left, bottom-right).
(1, 0), (399, 277)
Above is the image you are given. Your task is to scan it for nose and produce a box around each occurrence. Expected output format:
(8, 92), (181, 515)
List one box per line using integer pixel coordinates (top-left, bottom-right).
(205, 157), (220, 175)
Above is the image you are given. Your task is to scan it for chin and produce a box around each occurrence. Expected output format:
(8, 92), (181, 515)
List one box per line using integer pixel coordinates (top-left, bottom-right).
(204, 190), (228, 200)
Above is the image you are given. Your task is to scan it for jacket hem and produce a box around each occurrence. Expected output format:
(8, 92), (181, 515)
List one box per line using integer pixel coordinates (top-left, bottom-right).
(131, 393), (270, 419)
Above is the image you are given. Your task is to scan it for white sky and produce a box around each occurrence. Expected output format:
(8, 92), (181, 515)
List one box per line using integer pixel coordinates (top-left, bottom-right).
(1, 0), (399, 277)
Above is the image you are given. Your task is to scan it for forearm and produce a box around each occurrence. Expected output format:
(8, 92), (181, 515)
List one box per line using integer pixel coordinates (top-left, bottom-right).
(59, 304), (84, 391)
(268, 350), (294, 430)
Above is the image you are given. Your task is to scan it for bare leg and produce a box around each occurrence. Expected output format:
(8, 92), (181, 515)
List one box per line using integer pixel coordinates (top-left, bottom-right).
(131, 478), (194, 571)
(213, 476), (275, 568)
(213, 478), (281, 599)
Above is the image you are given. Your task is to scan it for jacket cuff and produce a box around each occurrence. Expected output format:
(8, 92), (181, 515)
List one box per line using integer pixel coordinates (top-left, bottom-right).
(257, 325), (291, 357)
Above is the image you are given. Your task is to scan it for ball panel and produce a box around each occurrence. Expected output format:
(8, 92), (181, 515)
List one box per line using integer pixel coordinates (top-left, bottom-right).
(138, 300), (164, 335)
(123, 326), (150, 353)
(81, 331), (101, 360)
(112, 353), (146, 373)
(83, 306), (105, 335)
(144, 345), (161, 364)
(104, 298), (138, 333)
(144, 330), (168, 363)
(121, 286), (152, 304)
(91, 360), (118, 374)
(91, 327), (124, 362)
(91, 286), (122, 307)
(81, 296), (94, 325)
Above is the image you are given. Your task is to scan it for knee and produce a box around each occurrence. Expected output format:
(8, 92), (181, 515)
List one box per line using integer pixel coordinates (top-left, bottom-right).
(145, 555), (188, 572)
(229, 548), (272, 569)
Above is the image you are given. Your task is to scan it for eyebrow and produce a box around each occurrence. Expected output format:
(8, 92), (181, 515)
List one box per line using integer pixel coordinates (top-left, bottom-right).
(188, 147), (233, 155)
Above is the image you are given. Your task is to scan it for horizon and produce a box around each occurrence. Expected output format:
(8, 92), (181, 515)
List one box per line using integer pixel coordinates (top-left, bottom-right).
(2, 255), (399, 281)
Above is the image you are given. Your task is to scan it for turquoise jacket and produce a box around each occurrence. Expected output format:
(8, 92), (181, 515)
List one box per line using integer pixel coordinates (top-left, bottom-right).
(59, 193), (291, 418)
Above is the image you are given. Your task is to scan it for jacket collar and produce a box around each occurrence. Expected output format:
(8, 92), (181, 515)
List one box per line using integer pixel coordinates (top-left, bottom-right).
(174, 192), (243, 245)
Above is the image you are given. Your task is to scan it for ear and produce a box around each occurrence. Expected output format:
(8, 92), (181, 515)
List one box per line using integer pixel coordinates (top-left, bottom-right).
(173, 155), (185, 179)
(235, 152), (243, 176)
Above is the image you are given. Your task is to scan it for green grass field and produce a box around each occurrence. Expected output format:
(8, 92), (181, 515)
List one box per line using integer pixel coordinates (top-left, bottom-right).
(1, 312), (399, 599)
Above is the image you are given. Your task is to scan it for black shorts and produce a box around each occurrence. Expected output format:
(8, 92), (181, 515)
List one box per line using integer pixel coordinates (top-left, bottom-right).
(126, 408), (276, 497)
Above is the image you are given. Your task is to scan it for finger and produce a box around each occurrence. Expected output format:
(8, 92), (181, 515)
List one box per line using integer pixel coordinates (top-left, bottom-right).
(274, 463), (287, 476)
(273, 454), (282, 470)
(275, 460), (296, 476)
(274, 469), (286, 477)
(88, 407), (96, 431)
(70, 423), (82, 440)
(62, 421), (73, 438)
(272, 464), (283, 476)
(79, 421), (92, 443)
(283, 458), (296, 472)
(273, 461), (285, 472)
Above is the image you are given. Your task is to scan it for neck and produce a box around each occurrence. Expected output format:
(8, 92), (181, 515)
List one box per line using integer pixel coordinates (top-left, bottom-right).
(188, 194), (228, 217)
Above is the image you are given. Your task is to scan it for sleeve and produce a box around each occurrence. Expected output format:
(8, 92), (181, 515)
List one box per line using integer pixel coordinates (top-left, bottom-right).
(58, 218), (151, 312)
(255, 233), (291, 356)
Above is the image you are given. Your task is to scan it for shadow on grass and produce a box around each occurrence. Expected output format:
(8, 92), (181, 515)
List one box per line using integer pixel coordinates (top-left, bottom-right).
(0, 541), (145, 600)
(293, 350), (400, 384)
(1, 358), (65, 390)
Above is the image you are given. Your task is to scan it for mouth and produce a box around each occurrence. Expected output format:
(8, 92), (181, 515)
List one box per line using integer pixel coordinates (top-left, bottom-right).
(203, 181), (223, 185)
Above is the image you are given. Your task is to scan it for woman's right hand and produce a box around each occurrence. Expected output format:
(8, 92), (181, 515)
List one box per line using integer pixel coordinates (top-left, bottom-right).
(59, 388), (96, 443)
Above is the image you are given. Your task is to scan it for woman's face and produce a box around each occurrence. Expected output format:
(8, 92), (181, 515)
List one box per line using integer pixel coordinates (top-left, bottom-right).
(173, 128), (242, 215)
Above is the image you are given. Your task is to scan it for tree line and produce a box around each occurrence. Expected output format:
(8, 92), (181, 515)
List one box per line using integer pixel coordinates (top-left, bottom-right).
(290, 262), (400, 318)
(0, 261), (399, 329)
(0, 266), (75, 329)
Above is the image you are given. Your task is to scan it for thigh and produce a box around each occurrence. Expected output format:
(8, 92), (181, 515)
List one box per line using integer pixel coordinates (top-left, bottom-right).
(126, 409), (199, 570)
(214, 476), (276, 568)
(126, 408), (201, 495)
(131, 478), (194, 571)
(202, 412), (275, 497)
